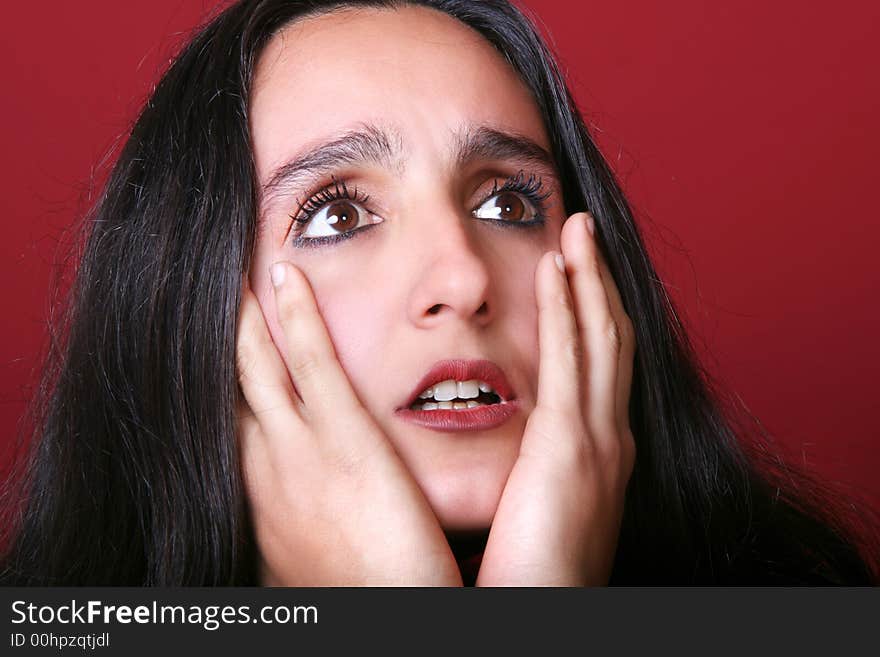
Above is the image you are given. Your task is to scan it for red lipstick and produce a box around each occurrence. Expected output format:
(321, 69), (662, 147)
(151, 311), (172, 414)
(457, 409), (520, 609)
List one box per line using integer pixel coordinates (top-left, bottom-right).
(395, 359), (520, 433)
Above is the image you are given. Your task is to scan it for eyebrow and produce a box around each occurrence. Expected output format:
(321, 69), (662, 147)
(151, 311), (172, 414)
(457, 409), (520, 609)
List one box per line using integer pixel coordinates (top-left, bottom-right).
(260, 122), (556, 206)
(261, 123), (404, 204)
(452, 125), (555, 172)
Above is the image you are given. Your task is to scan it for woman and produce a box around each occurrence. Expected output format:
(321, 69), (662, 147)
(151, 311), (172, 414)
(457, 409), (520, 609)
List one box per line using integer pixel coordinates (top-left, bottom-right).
(1, 0), (876, 585)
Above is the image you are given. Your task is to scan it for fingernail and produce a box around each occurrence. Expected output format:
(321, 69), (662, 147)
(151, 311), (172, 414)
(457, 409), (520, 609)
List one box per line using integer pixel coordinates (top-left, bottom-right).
(554, 252), (566, 273)
(585, 214), (595, 237)
(270, 262), (286, 288)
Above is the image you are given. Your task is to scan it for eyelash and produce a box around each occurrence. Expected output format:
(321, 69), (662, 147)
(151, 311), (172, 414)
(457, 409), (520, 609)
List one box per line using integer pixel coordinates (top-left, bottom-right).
(287, 171), (551, 248)
(287, 178), (372, 248)
(474, 171), (551, 228)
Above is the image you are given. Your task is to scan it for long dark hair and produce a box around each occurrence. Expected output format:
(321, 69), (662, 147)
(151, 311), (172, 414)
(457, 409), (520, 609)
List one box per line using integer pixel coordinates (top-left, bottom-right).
(2, 0), (876, 585)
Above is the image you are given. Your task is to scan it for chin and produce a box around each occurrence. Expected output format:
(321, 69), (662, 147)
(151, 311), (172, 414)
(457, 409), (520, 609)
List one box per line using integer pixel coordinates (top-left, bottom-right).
(391, 423), (523, 585)
(417, 458), (514, 533)
(387, 411), (526, 531)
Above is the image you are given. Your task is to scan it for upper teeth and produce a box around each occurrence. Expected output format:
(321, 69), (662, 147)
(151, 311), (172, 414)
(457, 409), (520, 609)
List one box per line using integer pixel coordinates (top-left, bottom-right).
(418, 379), (495, 401)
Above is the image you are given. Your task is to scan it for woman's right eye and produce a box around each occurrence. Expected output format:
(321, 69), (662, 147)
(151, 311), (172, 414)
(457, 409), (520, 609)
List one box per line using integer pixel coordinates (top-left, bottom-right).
(298, 200), (382, 239)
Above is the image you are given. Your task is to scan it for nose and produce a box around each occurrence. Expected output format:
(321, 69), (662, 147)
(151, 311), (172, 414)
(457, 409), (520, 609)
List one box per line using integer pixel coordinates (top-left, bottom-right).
(405, 214), (494, 329)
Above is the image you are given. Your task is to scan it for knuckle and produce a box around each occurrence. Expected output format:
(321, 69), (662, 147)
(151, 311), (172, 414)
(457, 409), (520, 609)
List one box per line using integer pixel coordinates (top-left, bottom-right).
(236, 351), (266, 394)
(235, 342), (255, 379)
(605, 319), (622, 354)
(562, 335), (581, 369)
(290, 349), (322, 381)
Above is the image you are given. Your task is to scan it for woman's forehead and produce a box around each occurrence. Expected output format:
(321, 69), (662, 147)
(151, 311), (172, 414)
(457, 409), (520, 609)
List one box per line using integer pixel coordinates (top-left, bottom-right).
(249, 5), (550, 179)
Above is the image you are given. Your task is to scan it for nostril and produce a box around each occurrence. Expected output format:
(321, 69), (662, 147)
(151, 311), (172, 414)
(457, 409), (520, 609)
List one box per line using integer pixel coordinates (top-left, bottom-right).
(426, 302), (488, 317)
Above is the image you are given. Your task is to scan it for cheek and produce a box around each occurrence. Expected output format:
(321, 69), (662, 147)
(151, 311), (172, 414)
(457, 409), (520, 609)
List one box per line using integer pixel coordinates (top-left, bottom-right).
(501, 264), (541, 401)
(249, 245), (390, 388)
(314, 288), (387, 381)
(479, 234), (546, 406)
(296, 267), (399, 415)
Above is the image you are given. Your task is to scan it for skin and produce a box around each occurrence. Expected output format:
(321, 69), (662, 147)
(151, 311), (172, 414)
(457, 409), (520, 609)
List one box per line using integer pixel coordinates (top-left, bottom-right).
(237, 6), (636, 585)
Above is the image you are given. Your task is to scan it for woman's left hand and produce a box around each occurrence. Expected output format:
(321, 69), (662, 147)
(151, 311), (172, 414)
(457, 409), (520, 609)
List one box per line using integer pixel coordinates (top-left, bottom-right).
(476, 212), (636, 586)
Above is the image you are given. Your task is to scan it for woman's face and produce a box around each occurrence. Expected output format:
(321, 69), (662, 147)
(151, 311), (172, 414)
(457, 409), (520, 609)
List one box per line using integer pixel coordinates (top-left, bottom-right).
(250, 6), (565, 531)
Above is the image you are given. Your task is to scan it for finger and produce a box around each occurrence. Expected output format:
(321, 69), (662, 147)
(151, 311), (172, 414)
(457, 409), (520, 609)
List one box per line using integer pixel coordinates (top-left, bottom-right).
(270, 261), (361, 419)
(534, 250), (582, 415)
(559, 212), (619, 439)
(578, 214), (637, 432)
(237, 283), (302, 433)
(594, 249), (636, 434)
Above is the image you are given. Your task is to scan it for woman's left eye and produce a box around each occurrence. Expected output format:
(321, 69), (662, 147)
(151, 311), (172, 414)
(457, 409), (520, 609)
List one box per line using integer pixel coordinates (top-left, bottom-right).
(299, 200), (380, 238)
(472, 191), (538, 223)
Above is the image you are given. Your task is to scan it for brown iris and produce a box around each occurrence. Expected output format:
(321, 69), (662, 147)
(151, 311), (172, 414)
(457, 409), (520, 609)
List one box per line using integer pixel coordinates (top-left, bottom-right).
(490, 192), (526, 222)
(326, 201), (360, 232)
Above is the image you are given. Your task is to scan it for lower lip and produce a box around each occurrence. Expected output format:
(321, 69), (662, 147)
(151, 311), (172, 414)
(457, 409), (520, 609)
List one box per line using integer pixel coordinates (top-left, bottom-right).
(395, 401), (521, 433)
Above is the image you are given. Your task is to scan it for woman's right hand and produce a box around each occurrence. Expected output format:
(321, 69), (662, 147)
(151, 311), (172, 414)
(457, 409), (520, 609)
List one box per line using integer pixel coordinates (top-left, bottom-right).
(236, 262), (462, 586)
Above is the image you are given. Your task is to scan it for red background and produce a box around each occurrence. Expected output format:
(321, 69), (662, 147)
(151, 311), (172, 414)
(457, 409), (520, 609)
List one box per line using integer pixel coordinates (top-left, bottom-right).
(2, 1), (878, 514)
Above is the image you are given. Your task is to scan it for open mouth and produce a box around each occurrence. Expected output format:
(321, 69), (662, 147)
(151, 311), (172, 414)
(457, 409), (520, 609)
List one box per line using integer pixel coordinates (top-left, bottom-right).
(409, 379), (504, 411)
(399, 359), (515, 409)
(396, 359), (520, 432)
